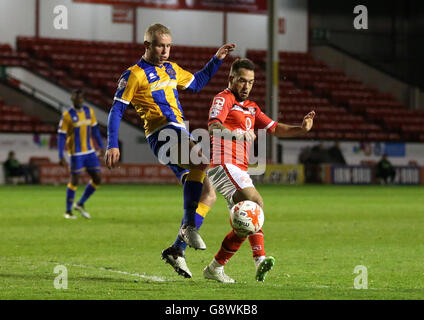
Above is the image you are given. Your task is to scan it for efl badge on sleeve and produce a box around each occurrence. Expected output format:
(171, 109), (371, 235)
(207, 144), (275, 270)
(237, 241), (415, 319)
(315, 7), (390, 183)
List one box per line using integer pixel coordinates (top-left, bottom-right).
(117, 78), (127, 90)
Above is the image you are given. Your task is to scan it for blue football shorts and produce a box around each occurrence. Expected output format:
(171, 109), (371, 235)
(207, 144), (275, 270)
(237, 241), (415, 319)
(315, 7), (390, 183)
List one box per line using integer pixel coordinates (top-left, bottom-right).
(147, 124), (191, 183)
(70, 152), (101, 175)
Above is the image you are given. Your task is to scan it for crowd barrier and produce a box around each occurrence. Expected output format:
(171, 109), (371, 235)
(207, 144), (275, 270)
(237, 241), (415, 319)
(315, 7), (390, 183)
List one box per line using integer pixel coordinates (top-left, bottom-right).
(322, 164), (424, 185)
(32, 163), (424, 185)
(37, 163), (179, 184)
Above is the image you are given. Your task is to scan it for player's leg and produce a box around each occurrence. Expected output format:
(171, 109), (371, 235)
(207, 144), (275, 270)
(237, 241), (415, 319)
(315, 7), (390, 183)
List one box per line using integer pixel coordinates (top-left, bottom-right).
(64, 173), (79, 219)
(147, 127), (195, 277)
(159, 165), (192, 278)
(203, 229), (244, 283)
(232, 186), (263, 208)
(148, 125), (208, 249)
(172, 176), (216, 252)
(64, 155), (83, 219)
(203, 165), (249, 282)
(232, 187), (275, 281)
(162, 166), (216, 278)
(196, 177), (216, 228)
(74, 153), (101, 219)
(177, 137), (210, 250)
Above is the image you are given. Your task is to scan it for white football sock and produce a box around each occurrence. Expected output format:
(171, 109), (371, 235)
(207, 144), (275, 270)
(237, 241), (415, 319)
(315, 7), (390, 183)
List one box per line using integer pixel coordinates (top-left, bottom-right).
(210, 259), (224, 271)
(254, 256), (266, 269)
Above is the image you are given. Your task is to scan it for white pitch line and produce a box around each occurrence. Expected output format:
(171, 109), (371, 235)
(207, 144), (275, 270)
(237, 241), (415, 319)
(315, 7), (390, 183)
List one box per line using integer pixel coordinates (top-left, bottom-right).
(67, 263), (167, 282)
(0, 257), (168, 282)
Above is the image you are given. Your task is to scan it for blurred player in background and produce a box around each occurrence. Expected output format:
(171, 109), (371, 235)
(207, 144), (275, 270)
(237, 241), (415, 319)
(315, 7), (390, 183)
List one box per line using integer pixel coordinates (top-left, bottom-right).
(376, 153), (396, 184)
(105, 23), (235, 278)
(204, 58), (315, 283)
(58, 89), (105, 219)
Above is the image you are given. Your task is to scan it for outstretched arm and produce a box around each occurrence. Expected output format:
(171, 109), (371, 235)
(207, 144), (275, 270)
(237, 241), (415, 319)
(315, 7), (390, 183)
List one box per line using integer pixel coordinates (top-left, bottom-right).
(215, 43), (236, 60)
(185, 43), (236, 93)
(270, 111), (315, 138)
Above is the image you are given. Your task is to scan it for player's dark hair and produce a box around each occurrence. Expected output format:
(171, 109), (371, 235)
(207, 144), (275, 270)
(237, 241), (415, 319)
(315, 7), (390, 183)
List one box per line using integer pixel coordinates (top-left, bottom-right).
(230, 58), (255, 76)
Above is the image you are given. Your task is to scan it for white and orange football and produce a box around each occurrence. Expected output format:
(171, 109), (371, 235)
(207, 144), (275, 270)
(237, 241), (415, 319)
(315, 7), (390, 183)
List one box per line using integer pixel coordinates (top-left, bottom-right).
(230, 200), (264, 237)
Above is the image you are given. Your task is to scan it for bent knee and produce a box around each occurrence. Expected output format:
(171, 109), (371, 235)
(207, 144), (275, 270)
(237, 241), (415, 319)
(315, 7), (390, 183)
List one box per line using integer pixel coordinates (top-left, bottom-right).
(189, 163), (208, 172)
(200, 187), (216, 207)
(253, 197), (264, 209)
(92, 175), (101, 185)
(206, 189), (217, 205)
(248, 194), (264, 209)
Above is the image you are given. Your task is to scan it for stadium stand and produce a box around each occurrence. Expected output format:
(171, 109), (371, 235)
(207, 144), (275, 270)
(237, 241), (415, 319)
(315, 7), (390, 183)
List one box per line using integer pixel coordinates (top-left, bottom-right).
(0, 95), (56, 133)
(15, 37), (237, 130)
(0, 43), (29, 67)
(247, 49), (424, 142)
(4, 37), (421, 142)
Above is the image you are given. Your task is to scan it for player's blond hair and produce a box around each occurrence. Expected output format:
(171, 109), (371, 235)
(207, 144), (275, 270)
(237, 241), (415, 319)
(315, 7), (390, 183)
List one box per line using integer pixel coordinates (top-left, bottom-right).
(144, 23), (171, 42)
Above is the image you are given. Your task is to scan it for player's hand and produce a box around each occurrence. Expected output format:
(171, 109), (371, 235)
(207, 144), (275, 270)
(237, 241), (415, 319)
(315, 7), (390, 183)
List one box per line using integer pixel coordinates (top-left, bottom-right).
(302, 111), (315, 132)
(232, 129), (256, 142)
(105, 148), (120, 169)
(59, 158), (67, 167)
(244, 130), (256, 142)
(59, 158), (70, 174)
(97, 149), (105, 159)
(215, 43), (236, 60)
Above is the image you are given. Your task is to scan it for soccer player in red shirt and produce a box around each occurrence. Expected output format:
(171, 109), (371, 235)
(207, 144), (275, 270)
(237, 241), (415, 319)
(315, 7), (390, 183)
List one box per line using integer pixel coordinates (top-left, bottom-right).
(203, 58), (315, 283)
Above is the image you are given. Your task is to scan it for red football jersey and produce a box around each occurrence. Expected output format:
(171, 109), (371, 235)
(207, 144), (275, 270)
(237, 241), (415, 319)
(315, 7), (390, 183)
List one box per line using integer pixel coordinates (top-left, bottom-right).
(208, 89), (277, 171)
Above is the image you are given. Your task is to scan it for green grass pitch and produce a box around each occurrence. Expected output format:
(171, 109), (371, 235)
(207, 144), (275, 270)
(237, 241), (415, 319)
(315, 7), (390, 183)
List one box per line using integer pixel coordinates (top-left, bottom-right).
(0, 184), (423, 300)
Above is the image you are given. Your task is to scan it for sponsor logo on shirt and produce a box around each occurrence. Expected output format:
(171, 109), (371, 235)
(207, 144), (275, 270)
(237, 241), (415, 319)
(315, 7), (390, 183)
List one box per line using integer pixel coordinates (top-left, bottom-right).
(210, 97), (225, 118)
(148, 72), (158, 82)
(75, 119), (92, 127)
(231, 105), (253, 115)
(248, 107), (257, 115)
(117, 78), (127, 90)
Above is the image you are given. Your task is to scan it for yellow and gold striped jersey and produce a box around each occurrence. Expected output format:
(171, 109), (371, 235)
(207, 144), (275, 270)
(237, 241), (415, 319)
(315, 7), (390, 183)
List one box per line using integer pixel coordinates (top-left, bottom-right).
(114, 59), (194, 137)
(58, 106), (98, 155)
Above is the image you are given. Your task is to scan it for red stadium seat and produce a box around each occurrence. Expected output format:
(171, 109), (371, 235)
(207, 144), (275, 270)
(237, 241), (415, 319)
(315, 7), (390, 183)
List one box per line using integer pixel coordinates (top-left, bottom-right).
(10, 37), (414, 141)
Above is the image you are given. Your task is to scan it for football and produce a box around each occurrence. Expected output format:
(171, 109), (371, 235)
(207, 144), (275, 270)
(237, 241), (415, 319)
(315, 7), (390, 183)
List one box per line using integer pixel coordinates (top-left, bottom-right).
(230, 200), (264, 237)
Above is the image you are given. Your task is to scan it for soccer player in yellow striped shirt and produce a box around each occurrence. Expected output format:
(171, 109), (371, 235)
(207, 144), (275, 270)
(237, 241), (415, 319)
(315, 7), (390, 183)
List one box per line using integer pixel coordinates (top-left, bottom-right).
(58, 89), (105, 219)
(105, 23), (235, 278)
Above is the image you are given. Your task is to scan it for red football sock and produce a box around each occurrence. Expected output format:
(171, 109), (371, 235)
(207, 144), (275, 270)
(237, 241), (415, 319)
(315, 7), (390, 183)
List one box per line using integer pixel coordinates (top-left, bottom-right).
(248, 228), (266, 259)
(214, 230), (246, 266)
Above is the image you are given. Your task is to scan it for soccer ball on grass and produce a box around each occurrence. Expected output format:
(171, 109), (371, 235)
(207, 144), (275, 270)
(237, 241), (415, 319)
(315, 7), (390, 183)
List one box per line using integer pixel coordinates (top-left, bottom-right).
(230, 200), (264, 237)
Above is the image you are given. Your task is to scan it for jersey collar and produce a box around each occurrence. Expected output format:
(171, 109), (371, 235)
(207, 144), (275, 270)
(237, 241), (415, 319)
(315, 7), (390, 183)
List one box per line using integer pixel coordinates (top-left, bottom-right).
(227, 88), (247, 107)
(140, 57), (165, 68)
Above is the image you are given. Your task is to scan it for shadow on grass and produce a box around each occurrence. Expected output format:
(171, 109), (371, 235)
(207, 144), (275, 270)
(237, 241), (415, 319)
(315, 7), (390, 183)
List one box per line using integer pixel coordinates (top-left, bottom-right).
(0, 272), (159, 284)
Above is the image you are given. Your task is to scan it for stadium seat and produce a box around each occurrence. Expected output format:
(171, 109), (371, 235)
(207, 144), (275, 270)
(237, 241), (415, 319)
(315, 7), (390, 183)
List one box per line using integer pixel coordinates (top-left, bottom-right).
(10, 37), (416, 141)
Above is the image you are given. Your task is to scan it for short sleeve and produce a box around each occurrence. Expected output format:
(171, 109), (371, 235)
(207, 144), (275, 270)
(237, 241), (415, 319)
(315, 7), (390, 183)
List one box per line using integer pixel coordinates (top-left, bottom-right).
(90, 108), (98, 126)
(114, 69), (139, 104)
(58, 112), (71, 134)
(255, 106), (277, 133)
(208, 94), (232, 125)
(174, 63), (195, 90)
